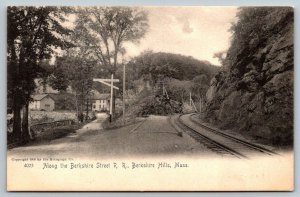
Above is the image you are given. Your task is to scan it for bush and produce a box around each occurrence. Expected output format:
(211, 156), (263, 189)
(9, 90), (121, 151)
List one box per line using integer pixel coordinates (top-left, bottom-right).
(138, 95), (182, 116)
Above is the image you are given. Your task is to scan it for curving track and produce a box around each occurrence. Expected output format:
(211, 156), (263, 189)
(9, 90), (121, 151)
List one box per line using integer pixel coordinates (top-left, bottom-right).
(170, 113), (276, 158)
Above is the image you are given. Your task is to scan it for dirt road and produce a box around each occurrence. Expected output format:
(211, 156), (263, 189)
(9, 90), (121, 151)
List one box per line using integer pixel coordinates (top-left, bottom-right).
(7, 114), (215, 159)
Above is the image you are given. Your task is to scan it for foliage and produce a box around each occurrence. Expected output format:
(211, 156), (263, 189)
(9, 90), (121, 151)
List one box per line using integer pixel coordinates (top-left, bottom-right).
(138, 95), (182, 116)
(127, 51), (219, 85)
(226, 7), (293, 71)
(122, 51), (218, 104)
(47, 65), (69, 91)
(191, 74), (209, 100)
(205, 7), (294, 147)
(49, 54), (97, 116)
(73, 7), (148, 73)
(7, 6), (73, 141)
(166, 79), (193, 103)
(7, 6), (73, 103)
(69, 7), (149, 117)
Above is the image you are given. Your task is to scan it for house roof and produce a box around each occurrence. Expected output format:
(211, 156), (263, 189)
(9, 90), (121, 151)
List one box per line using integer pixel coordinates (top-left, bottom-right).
(32, 94), (54, 101)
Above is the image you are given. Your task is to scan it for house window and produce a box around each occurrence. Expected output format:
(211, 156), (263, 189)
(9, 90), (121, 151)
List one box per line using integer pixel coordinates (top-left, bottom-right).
(93, 104), (96, 109)
(45, 104), (50, 107)
(35, 102), (37, 109)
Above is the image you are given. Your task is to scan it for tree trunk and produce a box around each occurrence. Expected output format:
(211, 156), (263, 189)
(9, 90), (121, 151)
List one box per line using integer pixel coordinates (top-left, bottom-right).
(80, 97), (83, 114)
(181, 91), (184, 104)
(12, 95), (22, 141)
(75, 94), (79, 122)
(21, 102), (30, 142)
(112, 89), (116, 119)
(86, 98), (89, 121)
(11, 43), (22, 142)
(42, 78), (47, 93)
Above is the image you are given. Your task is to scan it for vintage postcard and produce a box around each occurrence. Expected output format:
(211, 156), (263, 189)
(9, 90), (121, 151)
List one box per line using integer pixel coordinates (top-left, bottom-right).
(7, 6), (294, 191)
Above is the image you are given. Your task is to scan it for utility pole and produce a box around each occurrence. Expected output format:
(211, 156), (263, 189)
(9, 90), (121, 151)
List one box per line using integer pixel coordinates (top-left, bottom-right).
(190, 92), (192, 106)
(110, 73), (114, 122)
(123, 64), (126, 124)
(189, 92), (198, 112)
(157, 79), (167, 97)
(93, 77), (119, 123)
(199, 95), (202, 114)
(163, 86), (169, 99)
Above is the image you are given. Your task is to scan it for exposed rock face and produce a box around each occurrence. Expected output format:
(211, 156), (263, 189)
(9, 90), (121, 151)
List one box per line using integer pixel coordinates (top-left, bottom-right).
(205, 9), (293, 146)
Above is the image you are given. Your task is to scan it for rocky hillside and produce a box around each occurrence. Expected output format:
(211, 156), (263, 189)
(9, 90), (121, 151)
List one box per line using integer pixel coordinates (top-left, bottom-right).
(205, 7), (294, 147)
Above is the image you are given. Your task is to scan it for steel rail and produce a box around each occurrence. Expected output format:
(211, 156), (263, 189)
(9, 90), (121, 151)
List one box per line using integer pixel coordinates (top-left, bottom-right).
(171, 114), (247, 158)
(189, 113), (276, 155)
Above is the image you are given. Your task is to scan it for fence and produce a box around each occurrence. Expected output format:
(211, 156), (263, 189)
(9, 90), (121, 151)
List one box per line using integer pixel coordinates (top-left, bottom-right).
(30, 119), (74, 135)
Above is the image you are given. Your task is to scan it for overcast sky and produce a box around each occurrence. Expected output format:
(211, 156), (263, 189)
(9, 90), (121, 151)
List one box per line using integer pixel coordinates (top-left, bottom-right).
(57, 7), (238, 66)
(124, 7), (238, 66)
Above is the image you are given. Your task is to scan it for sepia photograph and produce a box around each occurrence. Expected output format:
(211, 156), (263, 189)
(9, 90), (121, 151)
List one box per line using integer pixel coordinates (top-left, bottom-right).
(6, 6), (294, 191)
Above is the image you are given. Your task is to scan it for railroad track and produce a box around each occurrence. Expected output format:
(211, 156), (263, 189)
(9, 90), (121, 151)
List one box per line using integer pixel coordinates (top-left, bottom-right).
(189, 113), (276, 156)
(170, 113), (276, 158)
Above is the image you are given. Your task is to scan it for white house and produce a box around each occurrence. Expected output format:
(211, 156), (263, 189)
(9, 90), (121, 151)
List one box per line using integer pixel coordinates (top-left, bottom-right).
(29, 94), (55, 111)
(91, 93), (110, 112)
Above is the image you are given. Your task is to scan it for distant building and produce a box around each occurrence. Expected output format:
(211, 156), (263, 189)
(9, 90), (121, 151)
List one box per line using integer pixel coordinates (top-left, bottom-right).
(29, 94), (55, 111)
(91, 92), (110, 112)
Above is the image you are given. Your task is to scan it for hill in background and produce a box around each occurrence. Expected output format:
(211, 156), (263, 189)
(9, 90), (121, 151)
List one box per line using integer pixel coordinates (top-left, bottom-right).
(115, 51), (219, 116)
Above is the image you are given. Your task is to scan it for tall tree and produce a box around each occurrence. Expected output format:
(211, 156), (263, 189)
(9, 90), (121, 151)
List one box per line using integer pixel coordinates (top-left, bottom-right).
(50, 53), (96, 120)
(7, 6), (73, 141)
(73, 7), (149, 118)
